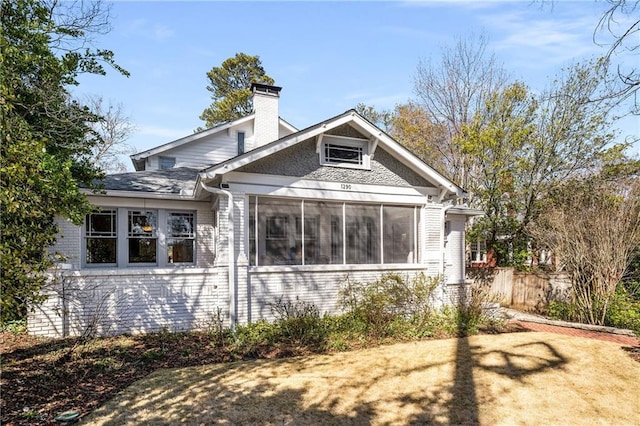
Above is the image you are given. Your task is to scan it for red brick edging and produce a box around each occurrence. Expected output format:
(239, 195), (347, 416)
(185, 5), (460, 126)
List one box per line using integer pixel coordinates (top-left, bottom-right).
(511, 320), (640, 346)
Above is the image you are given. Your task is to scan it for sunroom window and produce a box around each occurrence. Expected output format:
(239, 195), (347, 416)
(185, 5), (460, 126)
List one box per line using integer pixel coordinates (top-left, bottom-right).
(248, 197), (417, 266)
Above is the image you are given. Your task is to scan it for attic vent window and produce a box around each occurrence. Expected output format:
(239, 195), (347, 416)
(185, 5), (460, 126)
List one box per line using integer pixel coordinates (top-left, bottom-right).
(320, 135), (370, 169)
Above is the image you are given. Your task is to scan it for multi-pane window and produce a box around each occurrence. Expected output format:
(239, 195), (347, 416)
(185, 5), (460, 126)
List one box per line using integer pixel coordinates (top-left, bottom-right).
(324, 144), (363, 166)
(84, 208), (196, 267)
(248, 196), (417, 266)
(128, 210), (157, 263)
(470, 240), (487, 264)
(167, 212), (195, 263)
(320, 135), (370, 169)
(85, 209), (117, 264)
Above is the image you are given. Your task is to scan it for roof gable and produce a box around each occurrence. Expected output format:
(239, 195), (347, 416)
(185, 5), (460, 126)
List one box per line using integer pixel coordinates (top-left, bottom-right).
(130, 115), (297, 170)
(236, 137), (435, 188)
(200, 110), (465, 197)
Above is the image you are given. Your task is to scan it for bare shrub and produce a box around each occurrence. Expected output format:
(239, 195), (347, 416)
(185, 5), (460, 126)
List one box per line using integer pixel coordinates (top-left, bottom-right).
(531, 171), (640, 325)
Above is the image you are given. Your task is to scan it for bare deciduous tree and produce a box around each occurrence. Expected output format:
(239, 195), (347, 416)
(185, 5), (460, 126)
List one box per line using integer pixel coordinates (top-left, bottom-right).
(531, 164), (640, 325)
(413, 32), (510, 188)
(595, 0), (640, 113)
(85, 95), (135, 173)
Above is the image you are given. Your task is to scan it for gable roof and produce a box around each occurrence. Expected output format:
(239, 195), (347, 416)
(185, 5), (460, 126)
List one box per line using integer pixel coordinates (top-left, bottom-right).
(129, 115), (298, 171)
(199, 109), (466, 199)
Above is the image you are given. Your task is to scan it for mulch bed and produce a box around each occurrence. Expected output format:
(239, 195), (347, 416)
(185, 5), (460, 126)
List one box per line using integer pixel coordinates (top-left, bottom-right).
(1, 330), (281, 425)
(1, 323), (637, 425)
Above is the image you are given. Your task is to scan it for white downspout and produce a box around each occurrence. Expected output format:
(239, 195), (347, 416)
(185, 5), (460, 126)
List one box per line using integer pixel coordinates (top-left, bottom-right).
(200, 182), (236, 329)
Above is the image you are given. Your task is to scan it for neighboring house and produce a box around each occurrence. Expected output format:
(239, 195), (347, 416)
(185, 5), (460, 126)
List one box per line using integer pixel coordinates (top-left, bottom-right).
(29, 84), (482, 337)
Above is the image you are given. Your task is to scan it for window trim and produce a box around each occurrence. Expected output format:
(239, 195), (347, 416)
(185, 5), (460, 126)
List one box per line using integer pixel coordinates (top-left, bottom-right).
(320, 135), (371, 170)
(85, 209), (118, 266)
(469, 240), (487, 264)
(166, 210), (196, 264)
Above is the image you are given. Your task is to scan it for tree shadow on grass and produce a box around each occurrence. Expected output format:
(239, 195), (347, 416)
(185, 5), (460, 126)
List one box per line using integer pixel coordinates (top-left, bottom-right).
(438, 286), (567, 425)
(84, 330), (569, 426)
(85, 357), (377, 425)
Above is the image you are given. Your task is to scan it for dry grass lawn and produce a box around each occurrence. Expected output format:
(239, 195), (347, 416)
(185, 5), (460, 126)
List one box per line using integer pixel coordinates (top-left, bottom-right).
(85, 332), (640, 425)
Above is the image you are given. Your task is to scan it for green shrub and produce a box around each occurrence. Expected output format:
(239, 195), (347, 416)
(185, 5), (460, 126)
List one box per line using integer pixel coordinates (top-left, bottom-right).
(338, 273), (440, 339)
(232, 320), (280, 356)
(270, 297), (327, 347)
(546, 300), (577, 321)
(1, 319), (27, 334)
(605, 283), (640, 335)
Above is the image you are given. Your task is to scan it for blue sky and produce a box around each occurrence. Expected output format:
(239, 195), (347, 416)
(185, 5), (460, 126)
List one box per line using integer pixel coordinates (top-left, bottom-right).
(73, 1), (639, 170)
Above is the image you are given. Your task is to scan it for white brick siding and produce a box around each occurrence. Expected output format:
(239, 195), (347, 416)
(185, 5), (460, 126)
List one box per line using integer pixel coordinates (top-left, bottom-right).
(253, 91), (279, 147)
(28, 268), (226, 338)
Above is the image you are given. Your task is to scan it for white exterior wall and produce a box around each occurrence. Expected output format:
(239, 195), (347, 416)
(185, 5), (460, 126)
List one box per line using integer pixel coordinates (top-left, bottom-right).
(29, 196), (220, 337)
(143, 121), (296, 171)
(147, 123), (254, 170)
(246, 266), (433, 323)
(28, 268), (226, 338)
(423, 205), (443, 273)
(31, 177), (472, 336)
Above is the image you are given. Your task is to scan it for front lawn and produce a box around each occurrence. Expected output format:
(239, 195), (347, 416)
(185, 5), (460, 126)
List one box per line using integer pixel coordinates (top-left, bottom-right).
(84, 332), (640, 425)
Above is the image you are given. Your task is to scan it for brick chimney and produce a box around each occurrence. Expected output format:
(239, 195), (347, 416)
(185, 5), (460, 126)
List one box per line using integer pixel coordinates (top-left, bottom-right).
(251, 82), (281, 147)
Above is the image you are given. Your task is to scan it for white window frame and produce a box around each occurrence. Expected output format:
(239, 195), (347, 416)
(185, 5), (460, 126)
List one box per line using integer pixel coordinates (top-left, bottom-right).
(82, 208), (197, 268)
(166, 211), (197, 264)
(85, 209), (118, 266)
(320, 135), (371, 170)
(470, 240), (487, 264)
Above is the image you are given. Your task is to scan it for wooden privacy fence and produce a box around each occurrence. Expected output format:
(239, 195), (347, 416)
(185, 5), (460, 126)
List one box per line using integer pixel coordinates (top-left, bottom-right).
(469, 267), (571, 312)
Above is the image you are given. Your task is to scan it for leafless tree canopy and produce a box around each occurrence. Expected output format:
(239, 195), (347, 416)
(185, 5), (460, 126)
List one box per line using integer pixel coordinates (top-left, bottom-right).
(413, 32), (510, 189)
(85, 95), (135, 173)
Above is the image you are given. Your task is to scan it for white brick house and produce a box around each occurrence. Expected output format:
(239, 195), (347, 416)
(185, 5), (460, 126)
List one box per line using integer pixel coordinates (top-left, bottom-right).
(29, 83), (481, 337)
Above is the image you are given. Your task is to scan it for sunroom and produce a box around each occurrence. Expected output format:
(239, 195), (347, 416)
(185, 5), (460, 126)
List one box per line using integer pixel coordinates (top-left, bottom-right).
(248, 197), (418, 266)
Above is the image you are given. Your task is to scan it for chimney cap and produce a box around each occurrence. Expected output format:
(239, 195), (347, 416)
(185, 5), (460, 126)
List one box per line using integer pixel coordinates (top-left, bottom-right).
(251, 82), (282, 95)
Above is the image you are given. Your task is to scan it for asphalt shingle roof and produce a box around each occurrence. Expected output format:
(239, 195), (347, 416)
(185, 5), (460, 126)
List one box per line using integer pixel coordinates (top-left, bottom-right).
(96, 167), (200, 194)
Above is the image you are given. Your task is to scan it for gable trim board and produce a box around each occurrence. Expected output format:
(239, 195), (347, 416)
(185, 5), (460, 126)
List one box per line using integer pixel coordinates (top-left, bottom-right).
(30, 91), (481, 338)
